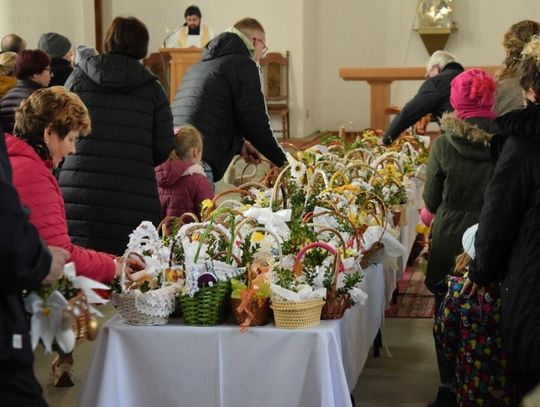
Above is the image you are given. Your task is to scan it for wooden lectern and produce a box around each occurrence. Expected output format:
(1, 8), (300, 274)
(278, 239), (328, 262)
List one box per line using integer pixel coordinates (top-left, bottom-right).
(159, 48), (202, 103)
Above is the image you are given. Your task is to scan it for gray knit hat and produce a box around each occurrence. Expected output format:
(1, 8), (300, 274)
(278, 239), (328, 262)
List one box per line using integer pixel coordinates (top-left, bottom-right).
(75, 45), (98, 65)
(38, 32), (71, 59)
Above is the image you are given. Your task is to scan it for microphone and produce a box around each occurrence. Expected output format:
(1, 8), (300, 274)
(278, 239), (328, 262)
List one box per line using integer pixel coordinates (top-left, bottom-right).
(163, 29), (178, 48)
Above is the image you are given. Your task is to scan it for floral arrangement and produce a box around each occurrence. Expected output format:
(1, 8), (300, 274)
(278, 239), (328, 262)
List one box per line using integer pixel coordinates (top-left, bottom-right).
(25, 262), (108, 353)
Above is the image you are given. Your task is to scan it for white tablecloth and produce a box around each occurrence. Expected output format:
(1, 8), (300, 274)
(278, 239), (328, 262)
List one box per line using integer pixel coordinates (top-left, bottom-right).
(78, 264), (386, 407)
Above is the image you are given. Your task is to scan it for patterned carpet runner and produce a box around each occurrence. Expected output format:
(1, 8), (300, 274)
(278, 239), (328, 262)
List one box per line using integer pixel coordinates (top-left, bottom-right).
(385, 265), (435, 318)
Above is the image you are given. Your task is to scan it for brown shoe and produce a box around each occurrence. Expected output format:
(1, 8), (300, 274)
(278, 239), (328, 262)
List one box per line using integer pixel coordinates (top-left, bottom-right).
(51, 355), (74, 387)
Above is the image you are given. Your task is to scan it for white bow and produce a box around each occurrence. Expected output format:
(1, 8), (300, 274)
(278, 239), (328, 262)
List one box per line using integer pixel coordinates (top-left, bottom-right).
(243, 207), (292, 241)
(63, 262), (110, 316)
(24, 291), (75, 353)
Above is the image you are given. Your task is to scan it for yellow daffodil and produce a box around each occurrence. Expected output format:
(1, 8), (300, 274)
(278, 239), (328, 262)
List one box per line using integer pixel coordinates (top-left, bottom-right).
(201, 198), (214, 212)
(251, 231), (265, 242)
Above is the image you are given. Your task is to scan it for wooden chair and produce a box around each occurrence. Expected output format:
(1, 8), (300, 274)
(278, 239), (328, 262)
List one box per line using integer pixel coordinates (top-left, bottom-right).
(260, 51), (290, 139)
(143, 52), (171, 98)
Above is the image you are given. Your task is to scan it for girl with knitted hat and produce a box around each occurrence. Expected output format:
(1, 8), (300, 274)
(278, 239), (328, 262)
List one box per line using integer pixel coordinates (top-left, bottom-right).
(423, 68), (499, 406)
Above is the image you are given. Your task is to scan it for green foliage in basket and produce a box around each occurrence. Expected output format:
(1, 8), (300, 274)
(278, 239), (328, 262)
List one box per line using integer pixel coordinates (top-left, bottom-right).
(338, 273), (363, 305)
(239, 238), (261, 267)
(273, 266), (296, 291)
(230, 277), (270, 300)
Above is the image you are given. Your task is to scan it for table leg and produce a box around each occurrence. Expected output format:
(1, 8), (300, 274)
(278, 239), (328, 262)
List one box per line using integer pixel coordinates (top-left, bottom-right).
(367, 81), (391, 131)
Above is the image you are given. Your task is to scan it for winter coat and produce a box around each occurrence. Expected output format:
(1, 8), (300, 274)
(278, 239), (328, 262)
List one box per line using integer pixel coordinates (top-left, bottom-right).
(0, 79), (43, 134)
(6, 135), (115, 283)
(156, 159), (213, 219)
(0, 131), (51, 374)
(494, 77), (525, 117)
(434, 275), (515, 406)
(171, 32), (286, 181)
(58, 54), (174, 255)
(423, 114), (496, 291)
(49, 57), (73, 87)
(468, 103), (540, 378)
(0, 75), (16, 99)
(383, 62), (465, 145)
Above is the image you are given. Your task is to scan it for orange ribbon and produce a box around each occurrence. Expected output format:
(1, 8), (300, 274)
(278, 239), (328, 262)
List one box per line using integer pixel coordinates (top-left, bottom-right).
(236, 285), (259, 333)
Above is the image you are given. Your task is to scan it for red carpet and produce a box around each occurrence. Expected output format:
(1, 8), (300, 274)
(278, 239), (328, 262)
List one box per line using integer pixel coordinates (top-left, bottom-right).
(385, 266), (435, 318)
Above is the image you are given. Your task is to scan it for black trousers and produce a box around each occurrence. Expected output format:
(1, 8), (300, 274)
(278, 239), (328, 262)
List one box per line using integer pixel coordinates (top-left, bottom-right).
(0, 367), (48, 407)
(433, 285), (455, 385)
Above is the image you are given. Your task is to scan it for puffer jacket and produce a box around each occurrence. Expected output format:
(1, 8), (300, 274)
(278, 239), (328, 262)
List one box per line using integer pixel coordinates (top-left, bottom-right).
(156, 159), (213, 219)
(469, 102), (540, 377)
(0, 79), (43, 134)
(58, 53), (174, 255)
(423, 113), (497, 291)
(6, 135), (115, 283)
(171, 32), (286, 181)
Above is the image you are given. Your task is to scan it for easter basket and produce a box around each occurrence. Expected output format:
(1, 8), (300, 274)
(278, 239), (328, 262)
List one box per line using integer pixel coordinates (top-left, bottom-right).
(178, 220), (243, 326)
(112, 253), (180, 326)
(271, 242), (345, 329)
(229, 227), (282, 330)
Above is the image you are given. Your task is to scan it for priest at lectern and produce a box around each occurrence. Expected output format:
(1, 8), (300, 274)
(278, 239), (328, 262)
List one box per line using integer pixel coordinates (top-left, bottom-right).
(164, 5), (214, 48)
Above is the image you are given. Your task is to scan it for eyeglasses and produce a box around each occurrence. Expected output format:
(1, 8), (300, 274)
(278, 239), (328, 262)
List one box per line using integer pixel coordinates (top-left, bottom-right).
(253, 37), (268, 55)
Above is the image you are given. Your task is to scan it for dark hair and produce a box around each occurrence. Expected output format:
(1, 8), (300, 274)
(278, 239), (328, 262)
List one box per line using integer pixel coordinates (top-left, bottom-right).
(1, 33), (26, 53)
(14, 87), (91, 161)
(104, 16), (149, 60)
(14, 49), (51, 80)
(184, 5), (202, 18)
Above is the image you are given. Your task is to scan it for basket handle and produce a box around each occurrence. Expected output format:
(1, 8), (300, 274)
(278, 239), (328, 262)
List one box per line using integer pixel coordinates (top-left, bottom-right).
(302, 209), (362, 251)
(119, 252), (147, 292)
(292, 241), (344, 277)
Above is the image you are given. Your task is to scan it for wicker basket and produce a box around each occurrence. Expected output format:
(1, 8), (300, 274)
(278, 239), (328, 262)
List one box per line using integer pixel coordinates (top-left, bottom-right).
(321, 292), (351, 320)
(271, 298), (325, 329)
(179, 281), (231, 326)
(112, 252), (179, 325)
(230, 297), (270, 326)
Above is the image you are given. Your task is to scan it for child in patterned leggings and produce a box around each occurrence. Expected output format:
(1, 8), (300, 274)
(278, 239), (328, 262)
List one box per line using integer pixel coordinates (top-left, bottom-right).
(433, 224), (516, 406)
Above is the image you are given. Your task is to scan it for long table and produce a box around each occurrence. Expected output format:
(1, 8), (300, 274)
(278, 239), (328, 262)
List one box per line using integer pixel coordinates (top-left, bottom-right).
(78, 263), (386, 407)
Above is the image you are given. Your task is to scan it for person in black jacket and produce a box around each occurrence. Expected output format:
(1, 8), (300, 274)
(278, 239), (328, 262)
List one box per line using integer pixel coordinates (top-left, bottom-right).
(383, 50), (464, 145)
(171, 17), (286, 182)
(462, 37), (540, 402)
(37, 32), (74, 86)
(0, 120), (69, 405)
(58, 16), (174, 255)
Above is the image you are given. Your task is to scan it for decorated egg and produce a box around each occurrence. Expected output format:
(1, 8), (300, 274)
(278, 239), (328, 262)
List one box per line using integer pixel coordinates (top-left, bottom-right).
(197, 272), (217, 288)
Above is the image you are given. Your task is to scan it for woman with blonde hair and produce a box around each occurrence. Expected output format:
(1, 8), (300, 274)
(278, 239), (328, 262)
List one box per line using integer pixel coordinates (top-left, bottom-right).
(0, 51), (17, 99)
(495, 19), (540, 116)
(156, 125), (213, 219)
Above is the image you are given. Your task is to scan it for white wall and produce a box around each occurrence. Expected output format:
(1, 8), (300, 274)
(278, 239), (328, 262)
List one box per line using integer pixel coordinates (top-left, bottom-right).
(3, 0), (540, 137)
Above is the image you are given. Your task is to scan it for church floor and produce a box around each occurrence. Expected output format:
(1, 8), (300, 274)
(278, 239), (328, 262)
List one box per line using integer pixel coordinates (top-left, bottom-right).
(34, 307), (439, 407)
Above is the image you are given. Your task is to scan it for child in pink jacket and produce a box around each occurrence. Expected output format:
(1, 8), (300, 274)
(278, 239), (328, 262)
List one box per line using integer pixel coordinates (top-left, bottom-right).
(156, 126), (213, 219)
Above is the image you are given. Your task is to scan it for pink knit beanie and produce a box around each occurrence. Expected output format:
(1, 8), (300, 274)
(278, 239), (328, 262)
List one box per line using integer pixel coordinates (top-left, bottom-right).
(450, 68), (497, 120)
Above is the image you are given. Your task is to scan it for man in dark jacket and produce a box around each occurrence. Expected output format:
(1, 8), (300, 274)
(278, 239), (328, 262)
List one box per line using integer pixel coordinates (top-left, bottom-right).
(37, 32), (74, 86)
(171, 17), (286, 182)
(383, 50), (464, 145)
(0, 120), (69, 405)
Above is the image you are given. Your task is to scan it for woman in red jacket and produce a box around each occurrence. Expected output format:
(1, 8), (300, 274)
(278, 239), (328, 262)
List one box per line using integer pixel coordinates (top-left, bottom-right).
(5, 86), (128, 387)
